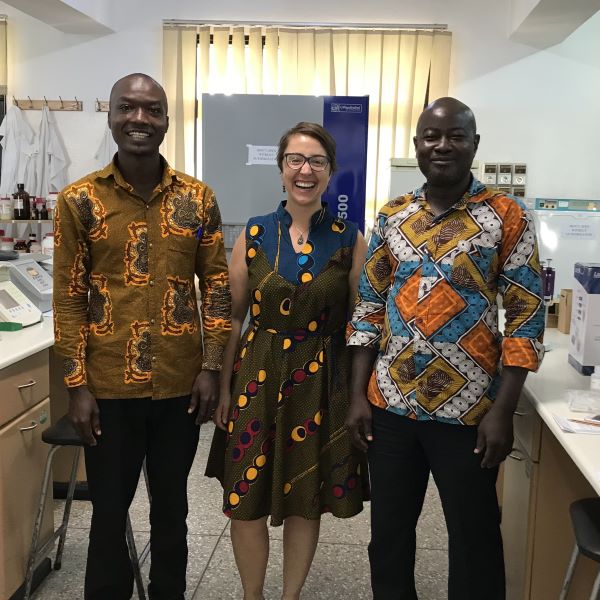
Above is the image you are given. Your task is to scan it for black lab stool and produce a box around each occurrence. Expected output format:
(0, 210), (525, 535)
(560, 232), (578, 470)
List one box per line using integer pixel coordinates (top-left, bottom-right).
(23, 414), (148, 599)
(559, 498), (600, 600)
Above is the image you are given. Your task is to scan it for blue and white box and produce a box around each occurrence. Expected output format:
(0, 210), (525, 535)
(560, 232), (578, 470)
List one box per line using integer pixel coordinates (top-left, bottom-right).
(569, 263), (600, 375)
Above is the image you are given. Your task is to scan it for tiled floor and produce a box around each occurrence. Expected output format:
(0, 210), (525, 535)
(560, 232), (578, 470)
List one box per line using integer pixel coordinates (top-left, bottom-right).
(32, 423), (448, 599)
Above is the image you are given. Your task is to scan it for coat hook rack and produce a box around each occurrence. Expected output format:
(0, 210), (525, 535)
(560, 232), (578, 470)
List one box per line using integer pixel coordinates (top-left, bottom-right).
(96, 99), (109, 112)
(13, 96), (83, 111)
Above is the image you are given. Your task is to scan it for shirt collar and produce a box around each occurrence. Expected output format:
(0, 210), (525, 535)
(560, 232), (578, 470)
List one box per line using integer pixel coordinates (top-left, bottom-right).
(97, 155), (184, 195)
(276, 201), (330, 228)
(412, 176), (495, 213)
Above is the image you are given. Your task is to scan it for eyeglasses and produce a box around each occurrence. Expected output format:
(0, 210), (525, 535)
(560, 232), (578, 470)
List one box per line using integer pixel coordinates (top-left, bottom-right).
(283, 153), (330, 172)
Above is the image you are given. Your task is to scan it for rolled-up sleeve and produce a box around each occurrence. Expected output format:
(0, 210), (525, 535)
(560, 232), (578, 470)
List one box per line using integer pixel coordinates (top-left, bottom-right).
(498, 201), (545, 371)
(347, 215), (391, 349)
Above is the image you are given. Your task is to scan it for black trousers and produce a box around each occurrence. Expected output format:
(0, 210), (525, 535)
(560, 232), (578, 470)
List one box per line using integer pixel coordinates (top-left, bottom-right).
(83, 396), (200, 600)
(368, 406), (505, 600)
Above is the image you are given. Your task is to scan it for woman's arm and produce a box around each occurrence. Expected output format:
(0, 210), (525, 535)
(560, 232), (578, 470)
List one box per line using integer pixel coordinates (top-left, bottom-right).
(214, 232), (250, 430)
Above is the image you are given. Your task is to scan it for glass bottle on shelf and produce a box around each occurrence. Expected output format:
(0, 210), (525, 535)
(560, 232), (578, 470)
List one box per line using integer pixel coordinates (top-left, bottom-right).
(14, 238), (28, 254)
(13, 183), (30, 220)
(0, 197), (12, 219)
(30, 196), (39, 220)
(38, 198), (49, 220)
(27, 232), (42, 253)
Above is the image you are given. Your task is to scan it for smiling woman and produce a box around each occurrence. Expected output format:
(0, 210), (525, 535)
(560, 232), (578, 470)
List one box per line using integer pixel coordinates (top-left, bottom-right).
(205, 122), (369, 599)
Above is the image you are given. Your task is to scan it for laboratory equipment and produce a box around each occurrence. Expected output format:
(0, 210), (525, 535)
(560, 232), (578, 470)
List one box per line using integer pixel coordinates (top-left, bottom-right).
(0, 280), (42, 326)
(568, 263), (600, 375)
(532, 198), (600, 296)
(0, 254), (53, 313)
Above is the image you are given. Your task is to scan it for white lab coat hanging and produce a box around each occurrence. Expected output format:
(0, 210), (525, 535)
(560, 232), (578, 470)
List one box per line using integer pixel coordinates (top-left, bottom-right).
(34, 106), (70, 198)
(0, 105), (36, 196)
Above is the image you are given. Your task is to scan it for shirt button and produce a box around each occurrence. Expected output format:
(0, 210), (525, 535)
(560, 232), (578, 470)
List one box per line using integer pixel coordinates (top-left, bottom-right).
(150, 318), (155, 325)
(146, 204), (150, 210)
(149, 280), (155, 286)
(152, 355), (156, 362)
(149, 242), (153, 249)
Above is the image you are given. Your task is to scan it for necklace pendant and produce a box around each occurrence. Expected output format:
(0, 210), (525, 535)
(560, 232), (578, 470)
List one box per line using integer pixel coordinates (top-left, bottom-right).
(297, 234), (304, 245)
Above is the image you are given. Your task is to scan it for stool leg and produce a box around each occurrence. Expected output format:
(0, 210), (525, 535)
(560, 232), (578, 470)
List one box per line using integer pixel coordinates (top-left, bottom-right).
(591, 568), (600, 600)
(559, 544), (580, 600)
(23, 445), (60, 600)
(138, 459), (151, 566)
(54, 446), (81, 570)
(126, 514), (146, 600)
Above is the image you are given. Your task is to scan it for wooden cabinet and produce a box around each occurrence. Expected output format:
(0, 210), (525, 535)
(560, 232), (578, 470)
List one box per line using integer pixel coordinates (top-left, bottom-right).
(502, 392), (600, 599)
(528, 425), (598, 599)
(0, 398), (54, 600)
(502, 436), (538, 600)
(502, 392), (541, 600)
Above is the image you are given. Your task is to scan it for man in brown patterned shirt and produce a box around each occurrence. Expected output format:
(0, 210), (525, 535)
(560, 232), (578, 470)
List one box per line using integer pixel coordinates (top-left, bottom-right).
(53, 73), (231, 599)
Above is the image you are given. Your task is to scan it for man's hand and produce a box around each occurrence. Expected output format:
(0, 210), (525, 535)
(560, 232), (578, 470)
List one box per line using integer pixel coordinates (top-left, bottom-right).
(474, 407), (514, 468)
(345, 394), (373, 452)
(189, 369), (219, 424)
(213, 392), (231, 431)
(68, 385), (101, 446)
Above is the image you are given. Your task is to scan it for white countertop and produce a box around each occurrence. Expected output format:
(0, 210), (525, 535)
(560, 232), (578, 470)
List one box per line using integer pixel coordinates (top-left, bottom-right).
(0, 314), (54, 369)
(523, 328), (600, 495)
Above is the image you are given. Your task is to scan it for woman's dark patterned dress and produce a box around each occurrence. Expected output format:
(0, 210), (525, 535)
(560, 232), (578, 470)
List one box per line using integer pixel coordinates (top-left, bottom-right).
(206, 203), (368, 526)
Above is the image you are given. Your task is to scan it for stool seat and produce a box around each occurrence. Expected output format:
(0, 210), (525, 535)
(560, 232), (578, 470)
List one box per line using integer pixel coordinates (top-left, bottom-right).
(571, 498), (600, 563)
(41, 415), (83, 447)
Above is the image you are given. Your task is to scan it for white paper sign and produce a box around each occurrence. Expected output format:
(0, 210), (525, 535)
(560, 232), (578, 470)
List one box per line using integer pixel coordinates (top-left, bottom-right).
(560, 221), (597, 240)
(246, 145), (278, 166)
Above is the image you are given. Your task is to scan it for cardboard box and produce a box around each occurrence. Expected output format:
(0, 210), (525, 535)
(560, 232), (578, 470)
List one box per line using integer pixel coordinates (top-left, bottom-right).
(558, 289), (572, 334)
(545, 299), (558, 328)
(568, 264), (600, 375)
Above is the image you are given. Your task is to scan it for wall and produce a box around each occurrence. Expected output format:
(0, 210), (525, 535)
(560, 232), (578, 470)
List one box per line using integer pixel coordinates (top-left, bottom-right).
(1, 0), (599, 200)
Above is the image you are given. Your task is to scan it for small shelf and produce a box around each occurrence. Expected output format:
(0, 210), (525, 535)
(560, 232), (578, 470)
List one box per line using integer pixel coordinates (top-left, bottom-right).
(0, 220), (53, 224)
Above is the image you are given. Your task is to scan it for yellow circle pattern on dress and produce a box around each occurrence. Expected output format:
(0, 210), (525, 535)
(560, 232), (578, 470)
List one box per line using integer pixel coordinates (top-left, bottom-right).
(245, 467), (258, 481)
(255, 454), (267, 468)
(318, 350), (325, 363)
(253, 289), (262, 302)
(252, 303), (260, 317)
(238, 394), (248, 408)
(301, 242), (313, 254)
(314, 410), (323, 425)
(247, 247), (256, 259)
(258, 369), (267, 383)
(301, 272), (313, 283)
(308, 361), (319, 373)
(249, 225), (259, 237)
(291, 426), (307, 441)
(283, 338), (292, 350)
(331, 220), (346, 233)
(283, 483), (292, 495)
(308, 320), (318, 332)
(280, 298), (291, 315)
(229, 492), (240, 506)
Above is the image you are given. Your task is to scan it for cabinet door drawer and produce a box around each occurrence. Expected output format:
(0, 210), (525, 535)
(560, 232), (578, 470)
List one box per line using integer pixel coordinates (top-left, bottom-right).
(0, 398), (54, 599)
(514, 390), (542, 462)
(0, 350), (50, 428)
(501, 438), (538, 600)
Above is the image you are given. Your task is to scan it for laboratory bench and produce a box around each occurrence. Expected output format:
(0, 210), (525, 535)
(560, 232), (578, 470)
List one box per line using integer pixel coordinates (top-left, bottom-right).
(0, 316), (54, 599)
(503, 328), (600, 599)
(1, 319), (600, 598)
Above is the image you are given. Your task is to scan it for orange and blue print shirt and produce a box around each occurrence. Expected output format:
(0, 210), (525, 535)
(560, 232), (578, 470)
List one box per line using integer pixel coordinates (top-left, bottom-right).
(347, 178), (545, 425)
(53, 158), (231, 400)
